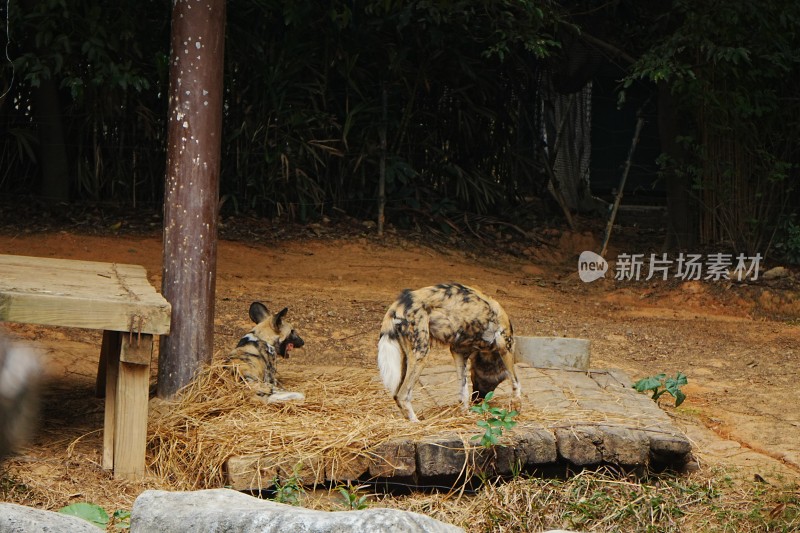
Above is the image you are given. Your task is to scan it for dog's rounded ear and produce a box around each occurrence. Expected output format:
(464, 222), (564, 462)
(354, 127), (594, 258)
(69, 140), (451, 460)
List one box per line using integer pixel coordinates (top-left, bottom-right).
(249, 302), (270, 324)
(273, 307), (289, 328)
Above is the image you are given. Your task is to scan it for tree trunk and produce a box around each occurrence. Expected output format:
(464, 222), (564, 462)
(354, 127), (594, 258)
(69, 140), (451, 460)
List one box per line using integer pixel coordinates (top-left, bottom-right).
(158, 0), (226, 399)
(658, 82), (697, 250)
(34, 77), (70, 202)
(377, 86), (387, 236)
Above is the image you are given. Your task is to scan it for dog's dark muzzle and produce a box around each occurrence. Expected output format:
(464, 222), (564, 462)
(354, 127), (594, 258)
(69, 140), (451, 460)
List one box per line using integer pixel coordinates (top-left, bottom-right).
(279, 334), (304, 357)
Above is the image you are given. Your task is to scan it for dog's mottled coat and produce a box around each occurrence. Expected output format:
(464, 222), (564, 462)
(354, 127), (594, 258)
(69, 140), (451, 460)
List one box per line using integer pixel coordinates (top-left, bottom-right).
(377, 283), (520, 422)
(225, 302), (305, 403)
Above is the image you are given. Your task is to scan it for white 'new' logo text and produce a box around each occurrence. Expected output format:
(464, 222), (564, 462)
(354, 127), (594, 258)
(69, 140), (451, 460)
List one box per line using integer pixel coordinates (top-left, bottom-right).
(578, 251), (608, 283)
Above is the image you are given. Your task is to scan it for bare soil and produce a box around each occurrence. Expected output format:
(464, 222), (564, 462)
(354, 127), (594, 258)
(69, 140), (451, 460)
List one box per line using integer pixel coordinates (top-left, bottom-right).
(1, 209), (799, 513)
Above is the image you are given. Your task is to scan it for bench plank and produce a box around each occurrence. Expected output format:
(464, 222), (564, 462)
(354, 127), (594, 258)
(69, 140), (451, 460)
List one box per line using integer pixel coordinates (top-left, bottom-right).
(0, 255), (171, 335)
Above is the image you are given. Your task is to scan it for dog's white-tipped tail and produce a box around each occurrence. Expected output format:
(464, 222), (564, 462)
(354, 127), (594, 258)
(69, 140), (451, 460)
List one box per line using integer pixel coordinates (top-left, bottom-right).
(377, 334), (402, 395)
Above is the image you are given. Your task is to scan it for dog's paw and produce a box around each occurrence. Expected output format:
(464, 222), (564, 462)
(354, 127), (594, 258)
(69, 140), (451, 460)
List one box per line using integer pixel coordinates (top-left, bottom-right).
(265, 390), (305, 403)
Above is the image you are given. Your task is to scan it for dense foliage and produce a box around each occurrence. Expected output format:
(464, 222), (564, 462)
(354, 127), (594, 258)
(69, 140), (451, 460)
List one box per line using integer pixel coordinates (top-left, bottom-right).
(1, 0), (799, 256)
(1, 0), (168, 202)
(1, 0), (560, 222)
(219, 1), (566, 221)
(625, 0), (800, 254)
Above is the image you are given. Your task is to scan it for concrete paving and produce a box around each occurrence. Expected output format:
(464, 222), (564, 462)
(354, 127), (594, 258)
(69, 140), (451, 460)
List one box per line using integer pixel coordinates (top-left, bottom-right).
(398, 364), (691, 475)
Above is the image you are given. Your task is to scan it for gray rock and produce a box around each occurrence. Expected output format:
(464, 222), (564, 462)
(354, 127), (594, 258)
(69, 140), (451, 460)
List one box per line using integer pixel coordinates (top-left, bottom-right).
(0, 503), (102, 532)
(762, 266), (789, 280)
(130, 488), (465, 533)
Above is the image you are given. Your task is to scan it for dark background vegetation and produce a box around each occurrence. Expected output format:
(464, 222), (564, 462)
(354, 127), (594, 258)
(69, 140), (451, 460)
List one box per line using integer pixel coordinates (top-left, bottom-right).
(1, 0), (799, 260)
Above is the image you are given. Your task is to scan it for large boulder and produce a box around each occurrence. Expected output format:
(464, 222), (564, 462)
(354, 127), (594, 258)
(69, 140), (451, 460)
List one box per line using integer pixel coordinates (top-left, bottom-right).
(131, 488), (464, 533)
(0, 503), (102, 533)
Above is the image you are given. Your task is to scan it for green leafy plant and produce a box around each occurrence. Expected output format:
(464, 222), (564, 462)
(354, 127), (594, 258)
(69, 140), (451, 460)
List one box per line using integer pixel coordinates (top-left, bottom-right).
(337, 483), (370, 510)
(633, 372), (688, 407)
(271, 470), (305, 506)
(58, 502), (109, 529)
(773, 214), (800, 265)
(58, 503), (131, 530)
(112, 509), (131, 530)
(470, 391), (519, 448)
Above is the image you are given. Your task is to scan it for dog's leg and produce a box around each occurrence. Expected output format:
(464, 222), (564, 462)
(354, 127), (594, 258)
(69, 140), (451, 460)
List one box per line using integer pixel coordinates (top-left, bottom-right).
(500, 349), (522, 408)
(394, 316), (432, 422)
(451, 348), (470, 412)
(394, 353), (429, 422)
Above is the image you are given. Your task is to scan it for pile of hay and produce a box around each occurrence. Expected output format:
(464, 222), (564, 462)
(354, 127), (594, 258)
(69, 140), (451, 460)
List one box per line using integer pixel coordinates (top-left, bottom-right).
(147, 359), (485, 490)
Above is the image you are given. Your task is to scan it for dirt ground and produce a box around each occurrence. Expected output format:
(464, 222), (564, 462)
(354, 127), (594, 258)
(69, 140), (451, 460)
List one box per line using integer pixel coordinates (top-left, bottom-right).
(1, 211), (799, 512)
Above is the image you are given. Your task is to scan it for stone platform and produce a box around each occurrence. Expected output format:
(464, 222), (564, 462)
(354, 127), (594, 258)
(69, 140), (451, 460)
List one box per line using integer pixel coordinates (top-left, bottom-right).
(225, 363), (692, 490)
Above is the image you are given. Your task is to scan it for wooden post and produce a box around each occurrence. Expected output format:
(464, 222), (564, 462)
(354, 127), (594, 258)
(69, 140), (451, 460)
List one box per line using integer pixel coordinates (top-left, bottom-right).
(113, 335), (154, 479)
(158, 0), (226, 398)
(101, 331), (121, 470)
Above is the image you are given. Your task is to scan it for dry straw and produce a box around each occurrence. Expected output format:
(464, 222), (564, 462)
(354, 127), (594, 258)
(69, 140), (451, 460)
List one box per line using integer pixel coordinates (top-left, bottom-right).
(147, 359), (489, 491)
(146, 358), (635, 491)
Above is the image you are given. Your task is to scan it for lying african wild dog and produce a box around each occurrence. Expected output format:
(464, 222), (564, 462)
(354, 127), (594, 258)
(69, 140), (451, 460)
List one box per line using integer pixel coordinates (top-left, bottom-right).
(225, 302), (305, 404)
(377, 283), (520, 422)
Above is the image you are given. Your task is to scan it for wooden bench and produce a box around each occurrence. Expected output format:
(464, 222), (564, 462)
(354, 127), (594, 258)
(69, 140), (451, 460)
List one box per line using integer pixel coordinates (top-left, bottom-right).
(0, 254), (171, 479)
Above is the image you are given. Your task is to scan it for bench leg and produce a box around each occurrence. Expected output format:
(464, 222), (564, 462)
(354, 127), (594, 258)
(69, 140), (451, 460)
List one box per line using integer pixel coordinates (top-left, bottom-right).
(96, 343), (106, 398)
(114, 334), (153, 480)
(101, 331), (153, 479)
(101, 331), (121, 470)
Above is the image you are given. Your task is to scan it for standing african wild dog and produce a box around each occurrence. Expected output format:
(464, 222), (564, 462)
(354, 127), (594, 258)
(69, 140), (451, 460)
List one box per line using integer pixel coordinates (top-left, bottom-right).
(377, 283), (520, 422)
(225, 302), (305, 403)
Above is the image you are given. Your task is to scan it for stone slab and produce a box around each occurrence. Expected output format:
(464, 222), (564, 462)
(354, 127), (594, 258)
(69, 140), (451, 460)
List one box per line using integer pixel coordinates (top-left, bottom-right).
(226, 455), (279, 491)
(226, 363), (692, 489)
(369, 439), (417, 478)
(515, 336), (591, 370)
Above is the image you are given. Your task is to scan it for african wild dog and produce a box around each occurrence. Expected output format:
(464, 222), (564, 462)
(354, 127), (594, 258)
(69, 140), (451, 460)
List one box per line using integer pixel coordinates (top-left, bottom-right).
(225, 302), (305, 404)
(377, 283), (520, 422)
